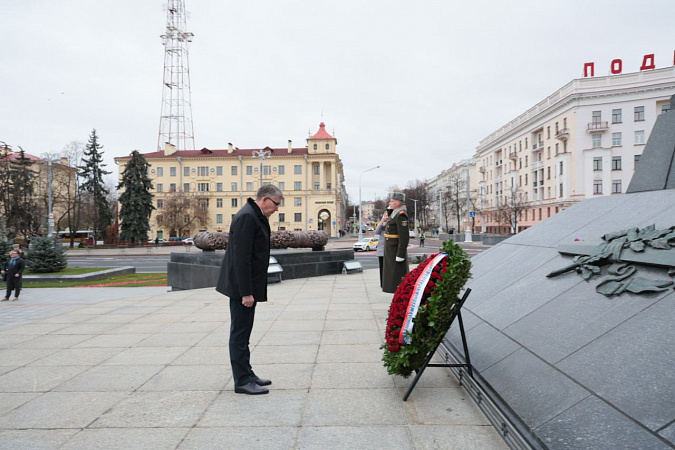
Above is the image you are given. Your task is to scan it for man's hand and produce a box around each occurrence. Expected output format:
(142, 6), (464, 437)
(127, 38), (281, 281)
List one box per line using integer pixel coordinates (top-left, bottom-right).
(396, 257), (405, 262)
(242, 295), (255, 307)
(14, 273), (20, 278)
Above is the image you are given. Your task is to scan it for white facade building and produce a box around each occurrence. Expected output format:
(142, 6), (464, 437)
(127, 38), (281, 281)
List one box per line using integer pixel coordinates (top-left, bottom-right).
(472, 66), (675, 233)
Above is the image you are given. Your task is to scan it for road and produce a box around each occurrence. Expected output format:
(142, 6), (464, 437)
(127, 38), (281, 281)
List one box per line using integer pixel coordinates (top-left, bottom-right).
(66, 239), (490, 273)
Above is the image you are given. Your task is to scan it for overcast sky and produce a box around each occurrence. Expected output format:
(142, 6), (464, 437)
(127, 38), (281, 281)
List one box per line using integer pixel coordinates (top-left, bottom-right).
(2, 1), (674, 202)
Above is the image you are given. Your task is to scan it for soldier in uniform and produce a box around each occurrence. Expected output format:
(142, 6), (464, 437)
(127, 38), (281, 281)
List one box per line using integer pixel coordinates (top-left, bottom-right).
(382, 192), (410, 293)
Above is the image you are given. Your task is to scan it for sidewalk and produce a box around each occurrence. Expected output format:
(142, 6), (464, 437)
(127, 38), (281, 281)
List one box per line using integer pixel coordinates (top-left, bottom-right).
(0, 270), (507, 449)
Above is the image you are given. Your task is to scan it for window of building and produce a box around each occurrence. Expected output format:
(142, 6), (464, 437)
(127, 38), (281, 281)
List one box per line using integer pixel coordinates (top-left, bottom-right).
(157, 183), (163, 192)
(184, 167), (190, 177)
(231, 166), (237, 176)
(519, 175), (522, 186)
(216, 214), (223, 224)
(612, 132), (622, 146)
(294, 165), (302, 174)
(183, 183), (190, 192)
(216, 183), (223, 191)
(612, 179), (622, 194)
(539, 208), (542, 220)
(157, 200), (163, 209)
(170, 167), (176, 177)
(157, 167), (163, 176)
(278, 182), (285, 190)
(547, 126), (550, 139)
(199, 199), (208, 211)
(198, 183), (209, 192)
(559, 183), (563, 197)
(612, 156), (622, 171)
(216, 166), (223, 176)
(169, 183), (176, 192)
(294, 198), (302, 206)
(525, 155), (528, 167)
(634, 154), (641, 170)
(593, 157), (603, 171)
(635, 130), (645, 145)
(634, 106), (645, 121)
(246, 166), (253, 175)
(662, 103), (671, 114)
(294, 213), (302, 222)
(592, 110), (602, 124)
(231, 198), (238, 207)
(592, 134), (602, 148)
(547, 166), (551, 179)
(593, 180), (602, 195)
(294, 181), (302, 190)
(560, 161), (563, 175)
(525, 174), (528, 185)
(184, 215), (190, 224)
(555, 143), (559, 155)
(278, 213), (285, 222)
(263, 165), (271, 175)
(612, 109), (622, 123)
(525, 137), (528, 149)
(278, 165), (285, 175)
(325, 143), (330, 150)
(231, 182), (238, 191)
(246, 182), (254, 191)
(563, 117), (567, 128)
(313, 143), (317, 150)
(314, 165), (320, 175)
(555, 122), (559, 133)
(216, 198), (223, 208)
(314, 182), (320, 190)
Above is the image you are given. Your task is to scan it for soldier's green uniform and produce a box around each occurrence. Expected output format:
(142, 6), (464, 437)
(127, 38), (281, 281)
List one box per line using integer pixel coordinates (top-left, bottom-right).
(382, 207), (410, 293)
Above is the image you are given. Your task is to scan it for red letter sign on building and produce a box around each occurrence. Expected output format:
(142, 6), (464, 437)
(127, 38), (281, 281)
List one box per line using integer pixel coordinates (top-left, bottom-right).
(610, 59), (622, 74)
(584, 63), (595, 77)
(640, 54), (655, 71)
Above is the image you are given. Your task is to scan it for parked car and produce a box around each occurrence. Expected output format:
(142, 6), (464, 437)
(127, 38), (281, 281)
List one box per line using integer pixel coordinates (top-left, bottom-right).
(147, 238), (166, 244)
(353, 237), (378, 252)
(183, 238), (194, 245)
(168, 237), (183, 242)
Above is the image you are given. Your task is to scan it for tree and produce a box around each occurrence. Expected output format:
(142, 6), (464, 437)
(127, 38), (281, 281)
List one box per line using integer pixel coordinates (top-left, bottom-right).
(403, 180), (430, 231)
(7, 149), (41, 241)
(55, 142), (85, 248)
(27, 233), (67, 273)
(155, 189), (209, 237)
(78, 129), (112, 243)
(498, 184), (528, 234)
(117, 151), (155, 244)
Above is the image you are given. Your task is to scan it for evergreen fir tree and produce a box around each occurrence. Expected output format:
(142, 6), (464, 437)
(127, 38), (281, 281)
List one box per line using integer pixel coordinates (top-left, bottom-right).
(27, 233), (67, 273)
(8, 149), (40, 240)
(78, 129), (113, 243)
(0, 240), (12, 271)
(117, 151), (155, 244)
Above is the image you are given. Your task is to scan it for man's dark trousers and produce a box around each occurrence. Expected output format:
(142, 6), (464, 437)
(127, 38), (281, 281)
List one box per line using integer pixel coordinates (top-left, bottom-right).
(229, 297), (256, 387)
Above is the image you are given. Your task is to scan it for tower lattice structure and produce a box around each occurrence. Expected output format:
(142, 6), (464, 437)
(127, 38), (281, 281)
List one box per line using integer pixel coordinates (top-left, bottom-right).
(157, 0), (195, 152)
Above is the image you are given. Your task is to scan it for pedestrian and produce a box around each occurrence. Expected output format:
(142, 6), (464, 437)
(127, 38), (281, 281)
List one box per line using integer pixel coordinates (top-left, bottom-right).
(374, 211), (388, 287)
(382, 192), (410, 293)
(2, 250), (25, 302)
(419, 231), (426, 247)
(216, 185), (283, 395)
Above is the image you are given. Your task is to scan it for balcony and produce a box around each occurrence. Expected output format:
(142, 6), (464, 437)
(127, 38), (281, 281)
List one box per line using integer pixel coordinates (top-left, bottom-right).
(532, 160), (544, 170)
(508, 152), (517, 161)
(587, 121), (608, 133)
(555, 128), (570, 140)
(479, 166), (486, 173)
(532, 142), (543, 151)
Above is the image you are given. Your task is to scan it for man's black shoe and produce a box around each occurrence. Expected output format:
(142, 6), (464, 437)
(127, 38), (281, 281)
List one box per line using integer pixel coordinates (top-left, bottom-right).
(235, 381), (269, 395)
(254, 376), (272, 386)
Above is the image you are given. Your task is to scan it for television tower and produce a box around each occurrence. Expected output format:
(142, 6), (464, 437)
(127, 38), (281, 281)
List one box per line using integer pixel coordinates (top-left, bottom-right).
(157, 0), (195, 152)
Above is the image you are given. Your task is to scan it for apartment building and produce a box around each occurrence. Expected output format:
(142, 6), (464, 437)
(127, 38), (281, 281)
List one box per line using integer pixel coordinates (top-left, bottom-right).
(114, 123), (347, 239)
(472, 66), (675, 233)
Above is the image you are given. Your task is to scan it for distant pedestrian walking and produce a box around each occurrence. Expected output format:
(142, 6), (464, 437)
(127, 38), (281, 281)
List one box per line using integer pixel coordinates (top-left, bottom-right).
(419, 232), (425, 247)
(2, 250), (25, 302)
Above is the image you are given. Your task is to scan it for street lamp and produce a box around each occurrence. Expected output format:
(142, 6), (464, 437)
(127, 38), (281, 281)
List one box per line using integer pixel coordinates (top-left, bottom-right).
(409, 198), (418, 234)
(358, 165), (380, 241)
(464, 162), (472, 243)
(41, 153), (58, 238)
(252, 149), (271, 187)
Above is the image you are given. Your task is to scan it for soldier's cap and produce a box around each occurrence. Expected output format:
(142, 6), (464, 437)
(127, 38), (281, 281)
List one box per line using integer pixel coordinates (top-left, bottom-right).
(390, 192), (405, 202)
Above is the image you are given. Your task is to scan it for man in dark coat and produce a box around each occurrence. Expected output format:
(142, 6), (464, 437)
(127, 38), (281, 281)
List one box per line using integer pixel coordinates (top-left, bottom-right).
(2, 250), (25, 302)
(216, 185), (283, 395)
(382, 192), (410, 293)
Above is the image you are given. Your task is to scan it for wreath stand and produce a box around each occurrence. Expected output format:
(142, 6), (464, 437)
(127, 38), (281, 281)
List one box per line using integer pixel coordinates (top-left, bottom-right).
(402, 288), (473, 401)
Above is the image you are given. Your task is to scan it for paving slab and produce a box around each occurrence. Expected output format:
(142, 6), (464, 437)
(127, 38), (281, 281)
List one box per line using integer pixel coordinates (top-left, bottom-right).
(0, 270), (507, 449)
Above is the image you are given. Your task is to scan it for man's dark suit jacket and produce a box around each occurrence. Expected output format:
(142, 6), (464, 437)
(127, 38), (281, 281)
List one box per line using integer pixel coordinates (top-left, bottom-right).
(216, 198), (270, 302)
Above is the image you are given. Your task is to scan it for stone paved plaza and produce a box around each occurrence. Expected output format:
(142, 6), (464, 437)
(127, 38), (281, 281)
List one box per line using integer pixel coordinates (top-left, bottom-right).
(0, 269), (506, 449)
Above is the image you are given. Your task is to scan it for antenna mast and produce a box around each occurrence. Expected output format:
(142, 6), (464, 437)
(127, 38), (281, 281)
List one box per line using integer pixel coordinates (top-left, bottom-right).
(157, 0), (195, 152)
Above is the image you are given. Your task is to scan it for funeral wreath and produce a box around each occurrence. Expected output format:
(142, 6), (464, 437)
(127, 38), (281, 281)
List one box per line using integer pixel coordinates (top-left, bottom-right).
(381, 240), (471, 378)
